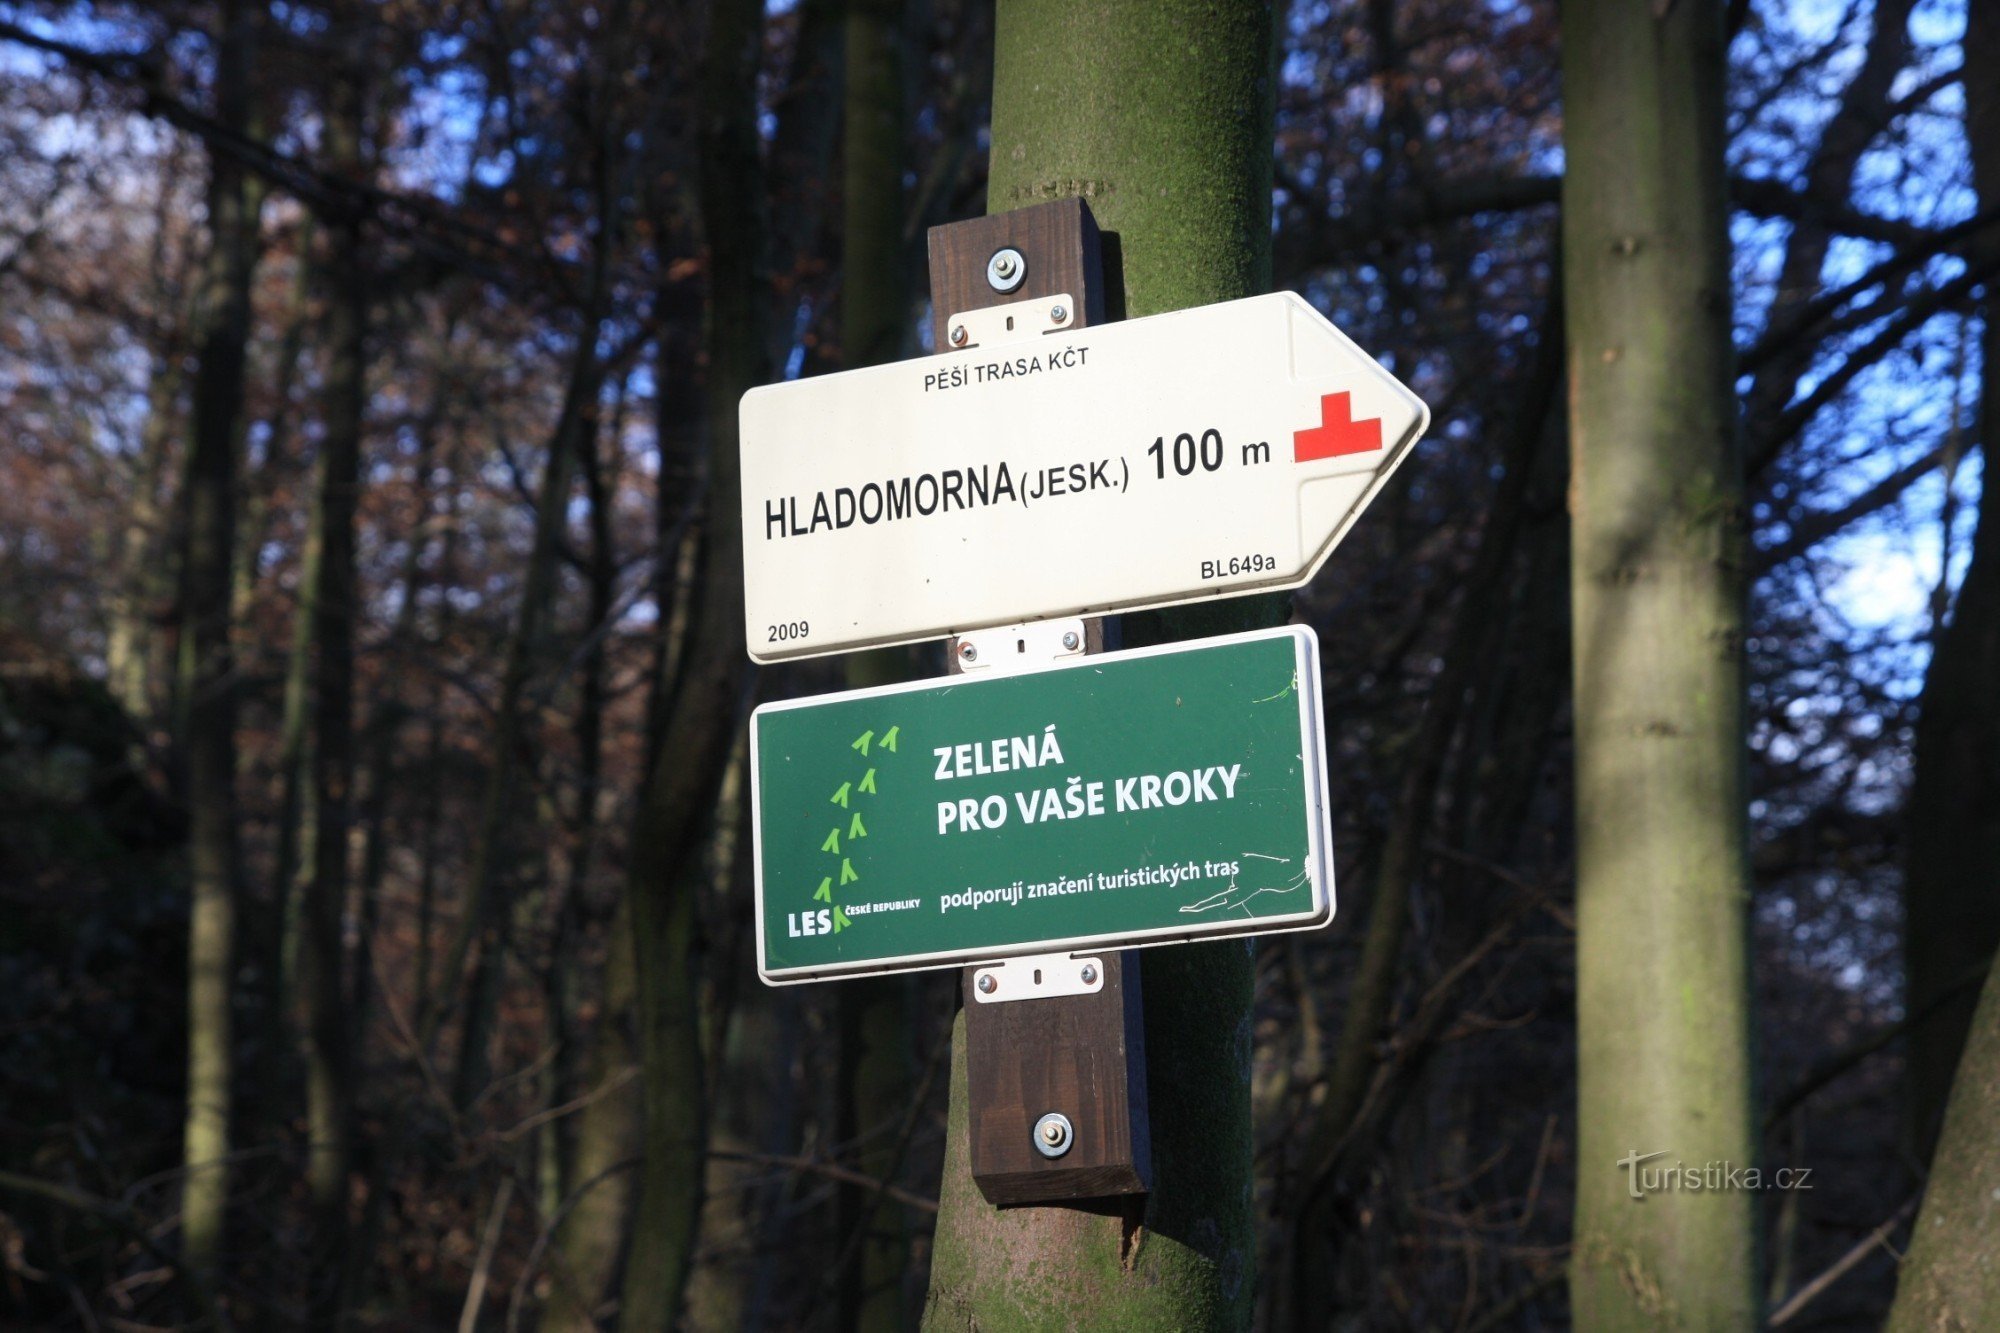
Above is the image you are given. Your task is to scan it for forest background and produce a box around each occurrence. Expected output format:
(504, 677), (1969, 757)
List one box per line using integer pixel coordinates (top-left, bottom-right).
(0, 0), (1994, 1329)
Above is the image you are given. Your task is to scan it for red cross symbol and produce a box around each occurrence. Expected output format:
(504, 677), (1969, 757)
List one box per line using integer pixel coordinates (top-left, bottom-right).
(1293, 391), (1383, 463)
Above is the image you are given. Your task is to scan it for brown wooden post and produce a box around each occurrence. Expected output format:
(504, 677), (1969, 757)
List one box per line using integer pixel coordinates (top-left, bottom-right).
(925, 198), (1150, 1205)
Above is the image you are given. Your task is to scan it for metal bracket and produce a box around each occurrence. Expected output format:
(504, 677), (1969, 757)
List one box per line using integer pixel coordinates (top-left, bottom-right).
(971, 952), (1105, 1004)
(955, 617), (1086, 676)
(944, 292), (1076, 351)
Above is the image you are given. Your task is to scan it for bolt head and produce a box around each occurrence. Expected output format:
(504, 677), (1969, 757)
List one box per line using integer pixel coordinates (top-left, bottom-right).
(1062, 631), (1080, 651)
(985, 247), (1026, 293)
(1050, 305), (1068, 324)
(976, 973), (996, 994)
(958, 641), (977, 662)
(949, 324), (968, 346)
(1080, 963), (1097, 984)
(1032, 1111), (1073, 1158)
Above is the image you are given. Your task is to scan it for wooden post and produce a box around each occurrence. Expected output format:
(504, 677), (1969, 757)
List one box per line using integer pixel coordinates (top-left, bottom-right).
(926, 198), (1150, 1205)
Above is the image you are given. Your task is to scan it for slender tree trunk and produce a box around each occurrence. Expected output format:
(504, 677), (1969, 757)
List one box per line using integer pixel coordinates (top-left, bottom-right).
(540, 396), (614, 1223)
(350, 352), (453, 1102)
(237, 227), (318, 1156)
(542, 907), (639, 1331)
(545, 347), (699, 1333)
(1287, 311), (1561, 1323)
(107, 354), (180, 722)
(546, 249), (709, 1333)
(177, 0), (260, 1287)
(837, 2), (918, 1326)
(446, 338), (599, 1107)
(301, 56), (370, 1283)
(618, 0), (768, 1323)
(1885, 958), (2000, 1329)
(1902, 0), (2000, 1160)
(1562, 2), (1756, 1327)
(923, 4), (1274, 1328)
(766, 0), (845, 368)
(232, 223), (316, 626)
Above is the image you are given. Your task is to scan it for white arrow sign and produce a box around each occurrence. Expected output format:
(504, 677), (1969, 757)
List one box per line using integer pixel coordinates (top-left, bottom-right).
(739, 290), (1428, 662)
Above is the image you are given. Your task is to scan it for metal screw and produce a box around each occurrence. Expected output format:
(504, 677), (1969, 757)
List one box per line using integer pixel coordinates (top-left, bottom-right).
(1061, 630), (1080, 651)
(1050, 304), (1068, 325)
(986, 247), (1026, 293)
(949, 324), (969, 347)
(1079, 963), (1097, 985)
(1033, 1111), (1074, 1159)
(976, 972), (996, 994)
(958, 640), (977, 663)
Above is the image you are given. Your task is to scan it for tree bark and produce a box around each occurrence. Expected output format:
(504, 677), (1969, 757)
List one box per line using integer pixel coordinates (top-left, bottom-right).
(1901, 0), (2000, 1160)
(923, 3), (1274, 1329)
(301, 41), (370, 1282)
(238, 219), (317, 1155)
(176, 0), (260, 1287)
(616, 0), (768, 1324)
(836, 2), (919, 1327)
(446, 324), (600, 1108)
(106, 352), (180, 723)
(539, 385), (616, 1227)
(1562, 1), (1756, 1327)
(1885, 960), (2000, 1329)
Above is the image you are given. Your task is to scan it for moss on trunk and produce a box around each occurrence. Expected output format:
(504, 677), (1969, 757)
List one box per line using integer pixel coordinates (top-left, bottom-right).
(1561, 0), (1757, 1327)
(923, 4), (1274, 1329)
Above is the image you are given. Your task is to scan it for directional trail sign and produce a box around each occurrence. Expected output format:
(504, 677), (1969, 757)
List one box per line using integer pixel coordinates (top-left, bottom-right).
(750, 626), (1333, 984)
(740, 291), (1429, 662)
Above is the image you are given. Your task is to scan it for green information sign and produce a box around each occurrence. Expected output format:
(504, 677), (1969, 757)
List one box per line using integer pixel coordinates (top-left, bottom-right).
(750, 626), (1333, 983)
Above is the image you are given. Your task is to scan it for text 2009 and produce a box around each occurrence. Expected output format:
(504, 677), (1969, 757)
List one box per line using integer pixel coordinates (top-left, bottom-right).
(767, 620), (810, 644)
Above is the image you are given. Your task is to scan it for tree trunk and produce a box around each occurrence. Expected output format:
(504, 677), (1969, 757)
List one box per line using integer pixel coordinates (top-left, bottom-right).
(1902, 0), (2000, 1160)
(176, 0), (260, 1287)
(446, 331), (599, 1107)
(106, 353), (180, 723)
(922, 4), (1274, 1329)
(1562, 1), (1756, 1327)
(616, 0), (768, 1324)
(540, 389), (616, 1228)
(301, 50), (370, 1281)
(546, 330), (701, 1333)
(1287, 309), (1562, 1324)
(237, 225), (317, 1156)
(542, 905), (640, 1331)
(231, 223), (315, 627)
(1885, 959), (2000, 1329)
(836, 2), (919, 1327)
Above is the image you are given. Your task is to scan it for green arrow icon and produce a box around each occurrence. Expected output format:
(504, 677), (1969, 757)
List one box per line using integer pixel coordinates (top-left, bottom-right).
(839, 858), (859, 886)
(830, 781), (851, 808)
(880, 725), (899, 753)
(813, 876), (832, 902)
(820, 828), (841, 854)
(857, 768), (877, 795)
(833, 905), (852, 932)
(851, 729), (873, 755)
(848, 812), (867, 840)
